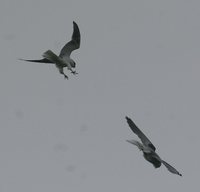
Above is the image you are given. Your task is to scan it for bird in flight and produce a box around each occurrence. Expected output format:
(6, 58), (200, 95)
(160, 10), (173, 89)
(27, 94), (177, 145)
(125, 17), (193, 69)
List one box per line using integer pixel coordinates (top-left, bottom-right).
(20, 21), (80, 79)
(125, 116), (182, 176)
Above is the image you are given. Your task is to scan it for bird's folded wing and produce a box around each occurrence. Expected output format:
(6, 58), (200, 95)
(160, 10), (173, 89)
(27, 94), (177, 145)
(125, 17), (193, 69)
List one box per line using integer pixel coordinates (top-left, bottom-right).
(125, 116), (156, 151)
(161, 160), (182, 176)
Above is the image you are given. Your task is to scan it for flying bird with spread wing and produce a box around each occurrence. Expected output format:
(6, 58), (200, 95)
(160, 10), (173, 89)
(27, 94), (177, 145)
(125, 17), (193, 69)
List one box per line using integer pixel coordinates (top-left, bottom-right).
(20, 21), (80, 79)
(125, 116), (182, 176)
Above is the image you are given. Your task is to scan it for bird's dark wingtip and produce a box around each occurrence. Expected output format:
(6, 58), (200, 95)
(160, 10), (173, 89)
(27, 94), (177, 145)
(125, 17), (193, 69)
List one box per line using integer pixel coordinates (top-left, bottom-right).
(73, 21), (78, 26)
(73, 21), (79, 31)
(125, 116), (130, 121)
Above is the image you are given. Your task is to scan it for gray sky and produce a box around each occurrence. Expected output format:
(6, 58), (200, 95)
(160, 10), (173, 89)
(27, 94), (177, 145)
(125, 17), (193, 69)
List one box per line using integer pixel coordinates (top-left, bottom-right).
(0, 0), (199, 191)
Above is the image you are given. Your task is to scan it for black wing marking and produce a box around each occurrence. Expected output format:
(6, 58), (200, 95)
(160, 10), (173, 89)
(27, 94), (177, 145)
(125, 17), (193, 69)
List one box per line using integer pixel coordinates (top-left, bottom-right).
(71, 21), (80, 47)
(59, 21), (81, 58)
(125, 116), (156, 151)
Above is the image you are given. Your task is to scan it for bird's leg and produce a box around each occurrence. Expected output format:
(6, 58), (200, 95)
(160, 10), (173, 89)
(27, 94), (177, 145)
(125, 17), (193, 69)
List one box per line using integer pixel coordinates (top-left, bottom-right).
(59, 68), (68, 79)
(63, 73), (69, 79)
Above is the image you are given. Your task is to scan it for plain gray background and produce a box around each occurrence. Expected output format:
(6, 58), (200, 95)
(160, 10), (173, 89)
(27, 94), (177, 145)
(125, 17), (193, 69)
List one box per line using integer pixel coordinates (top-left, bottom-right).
(0, 0), (199, 191)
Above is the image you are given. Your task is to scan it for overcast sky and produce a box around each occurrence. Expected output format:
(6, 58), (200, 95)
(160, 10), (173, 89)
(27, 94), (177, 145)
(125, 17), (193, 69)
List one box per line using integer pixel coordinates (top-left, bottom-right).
(0, 0), (200, 191)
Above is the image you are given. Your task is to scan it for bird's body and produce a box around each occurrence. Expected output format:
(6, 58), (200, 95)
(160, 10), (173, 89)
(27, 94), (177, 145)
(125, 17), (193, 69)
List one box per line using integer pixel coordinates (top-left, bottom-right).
(20, 21), (80, 79)
(126, 116), (182, 176)
(143, 152), (161, 168)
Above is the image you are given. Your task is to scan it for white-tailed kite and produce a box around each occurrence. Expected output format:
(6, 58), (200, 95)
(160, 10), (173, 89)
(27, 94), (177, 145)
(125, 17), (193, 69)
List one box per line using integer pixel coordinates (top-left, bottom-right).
(125, 116), (182, 176)
(20, 21), (80, 79)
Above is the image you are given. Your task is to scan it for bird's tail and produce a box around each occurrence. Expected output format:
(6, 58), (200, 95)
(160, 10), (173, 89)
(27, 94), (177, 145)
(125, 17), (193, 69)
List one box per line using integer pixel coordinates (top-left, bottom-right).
(161, 160), (182, 176)
(42, 50), (60, 64)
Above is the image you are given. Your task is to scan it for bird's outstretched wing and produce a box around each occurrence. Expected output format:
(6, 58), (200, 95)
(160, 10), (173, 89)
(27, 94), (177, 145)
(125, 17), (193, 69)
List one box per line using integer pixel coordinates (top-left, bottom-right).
(161, 160), (182, 176)
(125, 116), (156, 151)
(59, 21), (81, 58)
(19, 58), (53, 64)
